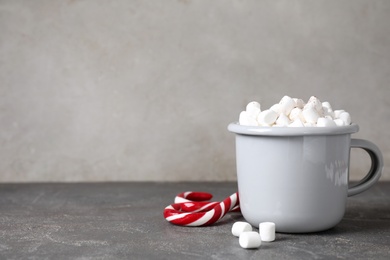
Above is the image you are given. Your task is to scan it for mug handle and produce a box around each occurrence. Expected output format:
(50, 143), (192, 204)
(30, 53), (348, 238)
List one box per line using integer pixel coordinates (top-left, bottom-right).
(348, 139), (384, 197)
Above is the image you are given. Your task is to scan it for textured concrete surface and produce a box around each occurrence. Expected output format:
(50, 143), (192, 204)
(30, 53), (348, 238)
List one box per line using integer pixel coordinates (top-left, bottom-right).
(0, 1), (389, 182)
(0, 182), (389, 259)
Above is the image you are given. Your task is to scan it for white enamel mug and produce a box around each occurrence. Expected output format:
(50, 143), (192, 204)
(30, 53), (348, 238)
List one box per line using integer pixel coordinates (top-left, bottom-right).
(228, 123), (383, 233)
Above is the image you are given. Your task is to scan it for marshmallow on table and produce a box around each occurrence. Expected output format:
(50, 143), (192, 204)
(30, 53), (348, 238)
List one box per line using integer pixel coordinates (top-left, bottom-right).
(232, 221), (252, 237)
(259, 222), (276, 242)
(239, 231), (262, 249)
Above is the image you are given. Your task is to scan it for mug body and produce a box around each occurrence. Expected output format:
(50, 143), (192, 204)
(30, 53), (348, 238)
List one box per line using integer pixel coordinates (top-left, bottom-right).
(229, 123), (359, 233)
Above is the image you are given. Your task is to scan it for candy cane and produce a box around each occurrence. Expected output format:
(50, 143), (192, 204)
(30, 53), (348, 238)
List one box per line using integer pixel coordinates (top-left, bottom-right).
(164, 191), (240, 227)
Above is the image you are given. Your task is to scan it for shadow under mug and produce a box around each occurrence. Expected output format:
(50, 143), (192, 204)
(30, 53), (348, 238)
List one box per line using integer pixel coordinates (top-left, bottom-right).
(228, 123), (383, 233)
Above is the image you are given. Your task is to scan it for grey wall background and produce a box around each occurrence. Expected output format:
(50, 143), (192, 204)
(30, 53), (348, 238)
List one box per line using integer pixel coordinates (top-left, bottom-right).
(0, 0), (388, 182)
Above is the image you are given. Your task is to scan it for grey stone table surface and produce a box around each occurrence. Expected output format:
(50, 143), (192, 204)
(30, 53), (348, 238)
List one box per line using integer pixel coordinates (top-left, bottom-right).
(0, 182), (389, 260)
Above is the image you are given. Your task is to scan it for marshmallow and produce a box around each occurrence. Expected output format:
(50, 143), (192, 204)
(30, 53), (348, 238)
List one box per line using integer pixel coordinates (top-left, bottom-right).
(293, 98), (305, 109)
(257, 109), (278, 126)
(322, 101), (333, 111)
(306, 96), (323, 112)
(339, 112), (351, 125)
(317, 117), (337, 127)
(239, 232), (261, 249)
(304, 122), (316, 127)
(259, 222), (276, 242)
(334, 110), (345, 119)
(238, 98), (352, 127)
(246, 101), (261, 117)
(323, 108), (335, 119)
(269, 103), (281, 115)
(334, 118), (345, 126)
(239, 111), (258, 126)
(289, 107), (305, 122)
(275, 113), (290, 126)
(302, 107), (320, 124)
(279, 96), (295, 116)
(232, 221), (252, 237)
(289, 118), (305, 127)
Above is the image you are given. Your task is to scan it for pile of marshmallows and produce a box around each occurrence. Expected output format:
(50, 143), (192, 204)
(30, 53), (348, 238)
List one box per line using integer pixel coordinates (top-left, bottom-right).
(232, 221), (275, 249)
(239, 96), (352, 127)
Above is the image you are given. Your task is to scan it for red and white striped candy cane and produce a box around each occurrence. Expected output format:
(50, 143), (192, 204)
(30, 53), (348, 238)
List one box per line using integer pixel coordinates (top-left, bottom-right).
(163, 191), (240, 227)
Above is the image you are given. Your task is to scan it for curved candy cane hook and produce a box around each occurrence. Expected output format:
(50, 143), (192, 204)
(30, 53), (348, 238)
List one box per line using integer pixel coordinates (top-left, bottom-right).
(164, 191), (240, 227)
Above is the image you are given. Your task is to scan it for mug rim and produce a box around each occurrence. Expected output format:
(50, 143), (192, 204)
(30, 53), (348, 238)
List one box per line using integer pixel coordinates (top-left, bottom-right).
(228, 122), (359, 136)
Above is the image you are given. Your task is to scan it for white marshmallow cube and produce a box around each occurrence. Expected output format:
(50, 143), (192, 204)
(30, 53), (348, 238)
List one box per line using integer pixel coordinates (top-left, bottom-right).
(232, 221), (252, 237)
(339, 112), (351, 125)
(304, 122), (316, 127)
(279, 96), (295, 116)
(246, 101), (261, 118)
(293, 98), (305, 109)
(259, 222), (276, 242)
(302, 107), (320, 124)
(322, 101), (333, 111)
(323, 108), (335, 119)
(269, 103), (281, 115)
(334, 118), (345, 126)
(239, 111), (258, 126)
(306, 96), (323, 112)
(257, 109), (278, 126)
(289, 118), (305, 127)
(317, 117), (337, 127)
(239, 231), (261, 249)
(289, 107), (305, 122)
(334, 110), (345, 119)
(275, 113), (290, 126)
